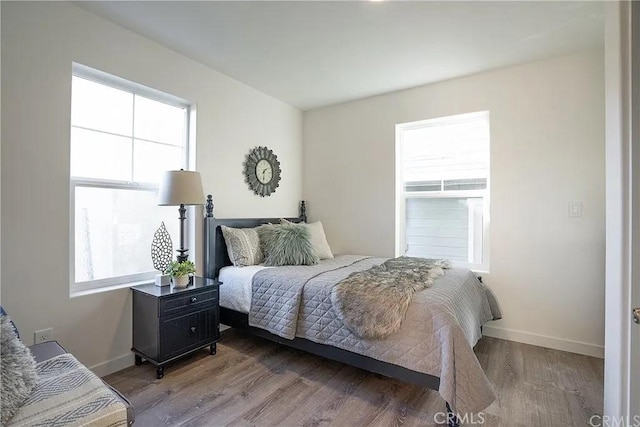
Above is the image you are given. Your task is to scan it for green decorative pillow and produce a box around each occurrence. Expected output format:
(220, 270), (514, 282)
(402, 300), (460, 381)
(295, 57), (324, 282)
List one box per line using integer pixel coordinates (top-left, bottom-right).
(256, 223), (279, 260)
(262, 222), (319, 266)
(1, 315), (38, 425)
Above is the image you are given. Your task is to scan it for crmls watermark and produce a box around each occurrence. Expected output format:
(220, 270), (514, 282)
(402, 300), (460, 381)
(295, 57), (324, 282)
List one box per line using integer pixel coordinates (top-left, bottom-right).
(589, 415), (640, 427)
(433, 411), (485, 425)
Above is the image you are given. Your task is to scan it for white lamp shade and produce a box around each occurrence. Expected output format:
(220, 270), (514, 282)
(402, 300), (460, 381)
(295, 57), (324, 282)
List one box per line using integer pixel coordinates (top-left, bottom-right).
(157, 170), (205, 206)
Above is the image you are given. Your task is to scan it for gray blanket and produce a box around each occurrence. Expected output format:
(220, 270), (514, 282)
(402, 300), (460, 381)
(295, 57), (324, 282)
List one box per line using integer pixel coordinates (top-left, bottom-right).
(249, 255), (502, 414)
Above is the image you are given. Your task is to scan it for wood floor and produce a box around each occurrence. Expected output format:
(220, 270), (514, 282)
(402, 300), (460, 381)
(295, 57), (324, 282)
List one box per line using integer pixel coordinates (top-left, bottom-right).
(104, 329), (603, 427)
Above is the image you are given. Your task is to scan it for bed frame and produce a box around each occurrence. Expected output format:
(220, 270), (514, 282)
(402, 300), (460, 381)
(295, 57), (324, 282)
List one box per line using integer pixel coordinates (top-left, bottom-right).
(203, 196), (459, 426)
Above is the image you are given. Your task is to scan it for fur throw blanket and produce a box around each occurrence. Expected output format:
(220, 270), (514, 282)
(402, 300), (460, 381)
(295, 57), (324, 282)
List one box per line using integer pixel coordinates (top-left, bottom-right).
(1, 315), (38, 425)
(331, 257), (450, 339)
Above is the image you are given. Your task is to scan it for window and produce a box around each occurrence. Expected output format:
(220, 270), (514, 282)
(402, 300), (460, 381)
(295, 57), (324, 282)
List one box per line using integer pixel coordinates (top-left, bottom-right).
(70, 64), (192, 294)
(396, 111), (490, 271)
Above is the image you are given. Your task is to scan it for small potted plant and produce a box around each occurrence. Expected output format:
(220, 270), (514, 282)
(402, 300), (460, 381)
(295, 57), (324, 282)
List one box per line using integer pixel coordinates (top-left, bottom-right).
(164, 260), (196, 289)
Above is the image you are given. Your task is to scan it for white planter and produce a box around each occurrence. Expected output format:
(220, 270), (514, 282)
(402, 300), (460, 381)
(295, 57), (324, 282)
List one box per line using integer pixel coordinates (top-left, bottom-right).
(155, 274), (172, 287)
(173, 275), (190, 288)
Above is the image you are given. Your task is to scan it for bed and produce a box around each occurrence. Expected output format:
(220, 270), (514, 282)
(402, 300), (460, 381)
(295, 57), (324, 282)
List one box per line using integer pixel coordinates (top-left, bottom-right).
(203, 198), (501, 425)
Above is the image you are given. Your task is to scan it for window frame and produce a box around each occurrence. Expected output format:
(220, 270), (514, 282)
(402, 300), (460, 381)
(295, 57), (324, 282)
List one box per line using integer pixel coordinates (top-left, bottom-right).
(69, 63), (194, 295)
(395, 111), (491, 272)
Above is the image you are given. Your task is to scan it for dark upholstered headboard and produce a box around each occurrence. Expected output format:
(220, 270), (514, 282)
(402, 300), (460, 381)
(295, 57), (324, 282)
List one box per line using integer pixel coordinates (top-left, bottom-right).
(202, 196), (306, 280)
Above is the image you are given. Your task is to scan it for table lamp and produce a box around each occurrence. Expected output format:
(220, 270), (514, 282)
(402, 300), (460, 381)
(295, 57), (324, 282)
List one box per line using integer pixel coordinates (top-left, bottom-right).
(157, 170), (204, 262)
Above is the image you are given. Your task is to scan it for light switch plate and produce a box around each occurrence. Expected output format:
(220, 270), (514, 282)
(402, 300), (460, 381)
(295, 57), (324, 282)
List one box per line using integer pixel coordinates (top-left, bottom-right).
(568, 202), (583, 218)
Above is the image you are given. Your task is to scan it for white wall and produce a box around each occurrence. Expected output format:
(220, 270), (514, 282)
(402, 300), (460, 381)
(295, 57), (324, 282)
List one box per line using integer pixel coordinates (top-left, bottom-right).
(1, 2), (302, 375)
(304, 50), (605, 357)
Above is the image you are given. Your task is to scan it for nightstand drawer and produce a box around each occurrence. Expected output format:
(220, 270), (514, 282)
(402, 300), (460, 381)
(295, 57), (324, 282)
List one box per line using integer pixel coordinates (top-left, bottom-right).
(160, 308), (217, 361)
(159, 288), (218, 317)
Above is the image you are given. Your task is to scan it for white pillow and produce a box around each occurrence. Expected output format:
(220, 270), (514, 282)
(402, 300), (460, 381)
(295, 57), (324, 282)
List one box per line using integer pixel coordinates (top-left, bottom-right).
(280, 219), (334, 259)
(304, 221), (334, 260)
(221, 225), (264, 267)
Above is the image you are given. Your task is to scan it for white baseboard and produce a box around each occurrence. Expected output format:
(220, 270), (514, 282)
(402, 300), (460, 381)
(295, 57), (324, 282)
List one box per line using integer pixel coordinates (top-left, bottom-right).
(89, 353), (135, 378)
(85, 326), (602, 377)
(482, 325), (604, 359)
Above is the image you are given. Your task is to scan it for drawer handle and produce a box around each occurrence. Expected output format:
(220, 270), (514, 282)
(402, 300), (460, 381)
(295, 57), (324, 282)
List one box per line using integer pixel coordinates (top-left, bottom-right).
(190, 326), (197, 333)
(191, 297), (198, 303)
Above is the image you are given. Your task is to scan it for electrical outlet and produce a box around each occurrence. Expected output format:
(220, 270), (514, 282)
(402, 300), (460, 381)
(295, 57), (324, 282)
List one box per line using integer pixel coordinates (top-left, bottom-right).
(34, 328), (54, 344)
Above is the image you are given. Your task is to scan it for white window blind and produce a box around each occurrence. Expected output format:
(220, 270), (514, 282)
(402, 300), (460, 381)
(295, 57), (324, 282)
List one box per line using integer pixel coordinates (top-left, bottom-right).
(402, 114), (489, 190)
(70, 64), (192, 294)
(397, 111), (490, 271)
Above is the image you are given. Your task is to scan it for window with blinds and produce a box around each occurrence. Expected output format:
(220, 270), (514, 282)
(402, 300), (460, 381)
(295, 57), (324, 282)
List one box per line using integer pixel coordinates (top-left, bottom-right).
(396, 111), (490, 271)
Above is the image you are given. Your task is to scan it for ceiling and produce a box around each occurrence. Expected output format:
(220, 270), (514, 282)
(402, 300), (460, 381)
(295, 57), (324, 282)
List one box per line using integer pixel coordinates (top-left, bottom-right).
(76, 1), (604, 111)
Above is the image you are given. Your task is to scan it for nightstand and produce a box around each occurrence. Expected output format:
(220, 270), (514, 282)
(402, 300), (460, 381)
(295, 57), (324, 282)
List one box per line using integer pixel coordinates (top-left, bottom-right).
(131, 277), (221, 379)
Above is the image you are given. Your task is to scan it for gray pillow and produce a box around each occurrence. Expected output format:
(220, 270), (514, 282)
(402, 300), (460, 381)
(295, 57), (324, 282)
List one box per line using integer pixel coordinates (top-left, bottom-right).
(1, 315), (38, 425)
(262, 222), (319, 266)
(221, 225), (264, 267)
